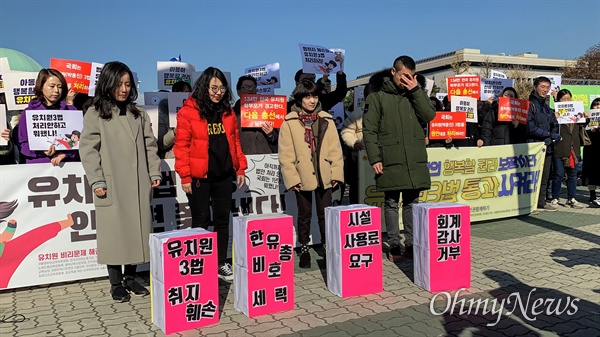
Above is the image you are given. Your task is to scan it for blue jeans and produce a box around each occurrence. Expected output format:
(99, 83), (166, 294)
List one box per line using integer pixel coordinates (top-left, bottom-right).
(552, 156), (577, 200)
(384, 189), (420, 247)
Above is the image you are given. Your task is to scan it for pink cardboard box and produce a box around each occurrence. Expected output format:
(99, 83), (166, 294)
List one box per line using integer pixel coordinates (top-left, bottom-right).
(233, 214), (294, 317)
(325, 205), (382, 297)
(413, 203), (471, 292)
(150, 228), (219, 334)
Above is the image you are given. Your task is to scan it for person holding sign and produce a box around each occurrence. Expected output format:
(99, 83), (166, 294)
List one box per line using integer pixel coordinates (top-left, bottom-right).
(549, 89), (584, 209)
(477, 87), (526, 147)
(173, 67), (247, 281)
(526, 76), (560, 212)
(233, 75), (278, 154)
(79, 62), (162, 302)
(278, 79), (344, 268)
(363, 56), (436, 262)
(583, 98), (600, 205)
(17, 69), (79, 166)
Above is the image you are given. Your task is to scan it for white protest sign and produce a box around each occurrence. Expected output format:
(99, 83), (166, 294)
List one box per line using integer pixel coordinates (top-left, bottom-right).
(451, 96), (478, 123)
(157, 61), (195, 91)
(166, 92), (190, 128)
(354, 86), (365, 111)
(142, 105), (159, 138)
(299, 43), (345, 75)
(424, 78), (434, 97)
(480, 78), (515, 101)
(88, 62), (104, 96)
(26, 110), (84, 151)
(545, 75), (562, 94)
(144, 92), (168, 106)
(555, 101), (585, 124)
(3, 72), (37, 110)
(491, 70), (508, 79)
(245, 62), (281, 88)
(327, 102), (345, 129)
(586, 109), (600, 130)
(0, 105), (6, 145)
(0, 57), (11, 94)
(257, 85), (274, 95)
(436, 93), (447, 103)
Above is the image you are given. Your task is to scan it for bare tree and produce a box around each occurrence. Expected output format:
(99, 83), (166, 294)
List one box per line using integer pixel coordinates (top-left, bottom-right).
(562, 44), (600, 79)
(507, 65), (534, 99)
(478, 56), (500, 78)
(450, 52), (471, 75)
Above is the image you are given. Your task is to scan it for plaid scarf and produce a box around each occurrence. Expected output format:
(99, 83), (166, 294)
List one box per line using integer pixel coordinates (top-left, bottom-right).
(298, 112), (318, 155)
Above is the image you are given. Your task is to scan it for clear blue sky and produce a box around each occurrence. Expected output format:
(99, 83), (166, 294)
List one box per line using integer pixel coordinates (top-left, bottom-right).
(1, 0), (598, 99)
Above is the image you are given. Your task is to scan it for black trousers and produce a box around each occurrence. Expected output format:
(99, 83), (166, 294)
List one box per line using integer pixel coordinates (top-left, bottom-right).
(107, 264), (136, 286)
(295, 187), (332, 245)
(538, 153), (553, 208)
(190, 177), (233, 265)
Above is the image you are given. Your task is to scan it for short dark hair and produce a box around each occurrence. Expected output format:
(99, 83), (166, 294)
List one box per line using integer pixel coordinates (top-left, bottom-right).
(236, 75), (257, 91)
(556, 89), (572, 102)
(392, 56), (416, 71)
(34, 69), (68, 103)
(591, 97), (600, 109)
(500, 87), (518, 99)
(294, 69), (304, 83)
(292, 79), (320, 103)
(172, 81), (192, 92)
(534, 76), (551, 87)
(416, 74), (426, 90)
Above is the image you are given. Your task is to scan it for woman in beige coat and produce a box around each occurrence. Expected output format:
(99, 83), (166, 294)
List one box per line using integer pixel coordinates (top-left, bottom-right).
(80, 62), (162, 302)
(278, 79), (344, 268)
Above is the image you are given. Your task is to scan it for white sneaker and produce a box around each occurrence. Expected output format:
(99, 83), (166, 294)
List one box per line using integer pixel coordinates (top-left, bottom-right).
(566, 198), (584, 209)
(218, 263), (233, 281)
(550, 199), (559, 206)
(593, 198), (600, 206)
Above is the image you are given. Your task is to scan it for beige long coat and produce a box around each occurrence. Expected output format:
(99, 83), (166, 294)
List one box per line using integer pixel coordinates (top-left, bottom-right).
(79, 104), (161, 265)
(278, 107), (344, 191)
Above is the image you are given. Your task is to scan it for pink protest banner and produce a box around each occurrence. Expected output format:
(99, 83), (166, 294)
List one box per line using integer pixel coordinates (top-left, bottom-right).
(150, 228), (219, 334)
(325, 205), (382, 297)
(240, 94), (287, 128)
(49, 58), (92, 94)
(498, 97), (529, 124)
(429, 112), (467, 140)
(447, 76), (481, 101)
(413, 203), (471, 293)
(233, 214), (294, 317)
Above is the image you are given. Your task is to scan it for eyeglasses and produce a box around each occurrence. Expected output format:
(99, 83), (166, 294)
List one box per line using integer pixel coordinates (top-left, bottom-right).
(210, 86), (227, 93)
(241, 85), (256, 90)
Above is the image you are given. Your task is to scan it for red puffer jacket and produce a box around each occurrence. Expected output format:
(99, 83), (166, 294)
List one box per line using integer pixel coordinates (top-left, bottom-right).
(174, 97), (247, 184)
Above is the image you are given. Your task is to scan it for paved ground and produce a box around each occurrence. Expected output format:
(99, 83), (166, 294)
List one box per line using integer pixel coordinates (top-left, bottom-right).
(1, 188), (599, 337)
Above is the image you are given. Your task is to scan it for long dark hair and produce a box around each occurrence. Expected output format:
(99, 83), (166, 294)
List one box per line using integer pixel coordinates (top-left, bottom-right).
(191, 67), (232, 120)
(0, 200), (18, 222)
(92, 61), (141, 120)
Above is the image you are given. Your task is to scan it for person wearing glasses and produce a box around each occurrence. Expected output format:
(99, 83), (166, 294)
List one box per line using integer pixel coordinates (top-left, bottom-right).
(232, 75), (278, 154)
(173, 67), (247, 281)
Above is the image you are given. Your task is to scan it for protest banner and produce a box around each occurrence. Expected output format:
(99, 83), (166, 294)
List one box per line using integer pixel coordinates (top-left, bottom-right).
(357, 143), (545, 223)
(239, 94), (286, 128)
(480, 78), (515, 101)
(325, 205), (382, 298)
(88, 62), (104, 96)
(233, 214), (294, 317)
(429, 112), (467, 140)
(498, 97), (529, 124)
(298, 43), (345, 75)
(245, 63), (281, 88)
(413, 203), (471, 292)
(0, 105), (6, 145)
(586, 109), (600, 130)
(354, 86), (365, 112)
(157, 61), (195, 91)
(555, 101), (585, 124)
(3, 71), (37, 110)
(167, 92), (190, 128)
(328, 102), (345, 129)
(447, 76), (480, 101)
(451, 96), (478, 123)
(25, 110), (84, 151)
(150, 228), (219, 334)
(0, 57), (11, 93)
(490, 70), (507, 79)
(50, 58), (92, 94)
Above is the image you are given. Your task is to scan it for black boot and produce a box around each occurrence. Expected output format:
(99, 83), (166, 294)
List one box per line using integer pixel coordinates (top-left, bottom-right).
(123, 265), (149, 296)
(590, 190), (597, 203)
(107, 265), (130, 302)
(299, 245), (311, 268)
